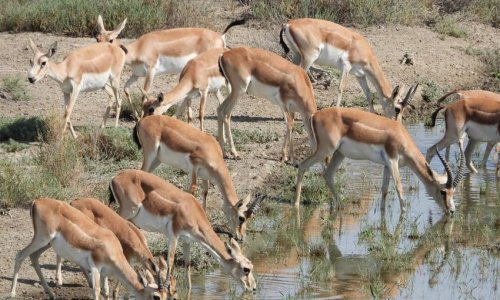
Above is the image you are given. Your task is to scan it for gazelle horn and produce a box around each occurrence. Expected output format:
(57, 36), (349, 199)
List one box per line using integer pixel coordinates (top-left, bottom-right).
(435, 146), (453, 188)
(452, 141), (466, 188)
(401, 83), (419, 108)
(245, 193), (265, 218)
(212, 224), (234, 239)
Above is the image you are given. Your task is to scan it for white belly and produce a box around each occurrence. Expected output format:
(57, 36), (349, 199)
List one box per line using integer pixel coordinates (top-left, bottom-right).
(157, 143), (210, 179)
(338, 138), (389, 165)
(155, 54), (198, 75)
(247, 76), (282, 107)
(131, 205), (172, 235)
(316, 44), (349, 69)
(80, 72), (111, 92)
(465, 122), (499, 142)
(50, 233), (93, 270)
(207, 75), (226, 92)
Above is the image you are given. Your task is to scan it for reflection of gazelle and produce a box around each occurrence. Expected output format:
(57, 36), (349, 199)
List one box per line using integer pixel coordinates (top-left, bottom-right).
(10, 198), (162, 300)
(133, 111), (263, 241)
(426, 90), (500, 174)
(109, 169), (257, 294)
(280, 18), (413, 117)
(294, 107), (466, 214)
(27, 38), (127, 138)
(217, 47), (318, 163)
(55, 198), (172, 299)
(96, 15), (245, 115)
(141, 48), (228, 131)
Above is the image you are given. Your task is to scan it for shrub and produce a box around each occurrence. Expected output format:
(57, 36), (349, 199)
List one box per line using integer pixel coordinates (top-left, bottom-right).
(432, 16), (467, 38)
(1, 75), (31, 101)
(78, 127), (140, 161)
(0, 0), (209, 38)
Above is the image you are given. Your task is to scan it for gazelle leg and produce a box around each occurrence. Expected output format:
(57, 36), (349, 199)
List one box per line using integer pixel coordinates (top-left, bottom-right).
(295, 147), (332, 206)
(90, 266), (101, 300)
(381, 166), (391, 209)
(282, 111), (294, 163)
(465, 139), (480, 173)
(333, 62), (351, 108)
(110, 77), (123, 127)
(183, 242), (192, 290)
(324, 152), (345, 211)
(199, 90), (209, 132)
(389, 159), (405, 212)
(217, 89), (244, 158)
(201, 179), (209, 210)
(56, 254), (63, 286)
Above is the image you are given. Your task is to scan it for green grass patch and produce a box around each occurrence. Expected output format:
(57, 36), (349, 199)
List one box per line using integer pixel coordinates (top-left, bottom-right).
(231, 128), (281, 145)
(0, 0), (209, 38)
(1, 139), (29, 152)
(1, 75), (31, 102)
(432, 16), (467, 38)
(78, 127), (140, 161)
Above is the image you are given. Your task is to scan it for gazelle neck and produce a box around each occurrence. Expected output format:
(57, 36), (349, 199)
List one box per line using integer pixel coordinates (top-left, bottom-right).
(403, 145), (441, 189)
(367, 59), (393, 100)
(47, 61), (68, 85)
(191, 222), (232, 264)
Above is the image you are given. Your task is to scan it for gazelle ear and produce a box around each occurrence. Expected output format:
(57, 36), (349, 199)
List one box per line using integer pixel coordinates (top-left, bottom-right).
(97, 15), (106, 32)
(157, 93), (165, 103)
(237, 194), (252, 208)
(47, 41), (57, 58)
(28, 38), (39, 54)
(113, 18), (127, 36)
(391, 85), (401, 99)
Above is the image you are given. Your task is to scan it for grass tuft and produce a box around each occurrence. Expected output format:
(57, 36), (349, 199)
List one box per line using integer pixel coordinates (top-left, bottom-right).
(1, 75), (31, 101)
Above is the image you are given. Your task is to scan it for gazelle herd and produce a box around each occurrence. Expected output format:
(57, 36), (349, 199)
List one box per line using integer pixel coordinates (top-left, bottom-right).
(11, 14), (499, 300)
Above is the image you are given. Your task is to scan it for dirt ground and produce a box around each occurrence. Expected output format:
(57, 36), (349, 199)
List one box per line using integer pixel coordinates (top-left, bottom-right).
(0, 2), (498, 298)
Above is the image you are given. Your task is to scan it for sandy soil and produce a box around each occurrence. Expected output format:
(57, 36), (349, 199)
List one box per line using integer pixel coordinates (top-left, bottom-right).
(0, 3), (498, 298)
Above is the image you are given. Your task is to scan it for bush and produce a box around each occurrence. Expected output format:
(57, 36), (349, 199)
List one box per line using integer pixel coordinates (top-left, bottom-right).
(78, 127), (140, 161)
(0, 0), (209, 38)
(1, 75), (31, 101)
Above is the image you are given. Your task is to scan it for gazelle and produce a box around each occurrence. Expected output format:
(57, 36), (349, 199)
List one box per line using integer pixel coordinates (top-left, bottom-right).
(142, 47), (228, 131)
(133, 112), (263, 241)
(426, 90), (500, 173)
(294, 107), (466, 214)
(109, 169), (258, 295)
(280, 18), (411, 117)
(10, 198), (163, 300)
(54, 198), (173, 299)
(27, 38), (127, 138)
(96, 15), (245, 116)
(217, 47), (318, 163)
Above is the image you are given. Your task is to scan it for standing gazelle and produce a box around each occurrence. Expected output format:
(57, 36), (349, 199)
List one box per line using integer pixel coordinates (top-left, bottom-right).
(141, 47), (228, 131)
(217, 47), (318, 163)
(133, 110), (263, 241)
(10, 198), (163, 300)
(96, 15), (245, 115)
(27, 39), (127, 138)
(294, 107), (465, 214)
(426, 90), (500, 174)
(280, 18), (412, 117)
(55, 198), (173, 299)
(109, 169), (258, 295)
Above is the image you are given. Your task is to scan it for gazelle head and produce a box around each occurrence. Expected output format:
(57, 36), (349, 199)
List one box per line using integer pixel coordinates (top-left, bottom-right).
(137, 270), (166, 300)
(27, 39), (57, 84)
(142, 91), (166, 118)
(391, 84), (419, 122)
(232, 194), (265, 242)
(426, 144), (466, 215)
(96, 15), (127, 44)
(224, 238), (257, 292)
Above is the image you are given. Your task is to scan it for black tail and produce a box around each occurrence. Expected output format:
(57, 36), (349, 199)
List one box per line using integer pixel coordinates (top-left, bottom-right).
(279, 25), (290, 55)
(108, 183), (116, 206)
(222, 17), (247, 34)
(430, 106), (446, 127)
(132, 122), (141, 149)
(119, 44), (128, 54)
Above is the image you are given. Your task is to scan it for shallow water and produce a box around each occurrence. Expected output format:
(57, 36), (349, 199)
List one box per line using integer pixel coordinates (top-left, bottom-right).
(183, 121), (500, 299)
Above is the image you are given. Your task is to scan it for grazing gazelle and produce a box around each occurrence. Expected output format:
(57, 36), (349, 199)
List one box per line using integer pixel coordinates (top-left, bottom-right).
(141, 47), (228, 131)
(10, 198), (164, 300)
(426, 90), (500, 174)
(109, 169), (258, 295)
(133, 111), (263, 241)
(54, 198), (174, 299)
(27, 38), (127, 138)
(294, 107), (466, 214)
(217, 47), (318, 163)
(96, 15), (245, 116)
(280, 18), (412, 117)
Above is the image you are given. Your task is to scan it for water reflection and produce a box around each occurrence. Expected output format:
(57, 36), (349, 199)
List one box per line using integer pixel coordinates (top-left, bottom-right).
(185, 122), (499, 299)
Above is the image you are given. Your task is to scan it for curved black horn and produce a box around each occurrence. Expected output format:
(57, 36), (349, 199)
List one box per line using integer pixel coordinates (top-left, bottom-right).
(245, 194), (265, 218)
(435, 146), (453, 188)
(212, 224), (234, 239)
(156, 257), (163, 291)
(402, 83), (419, 107)
(453, 142), (466, 188)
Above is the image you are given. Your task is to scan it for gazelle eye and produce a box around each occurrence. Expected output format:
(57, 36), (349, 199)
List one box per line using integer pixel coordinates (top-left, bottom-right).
(239, 216), (245, 223)
(41, 61), (47, 67)
(109, 39), (114, 43)
(243, 267), (250, 275)
(395, 107), (401, 113)
(29, 59), (33, 65)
